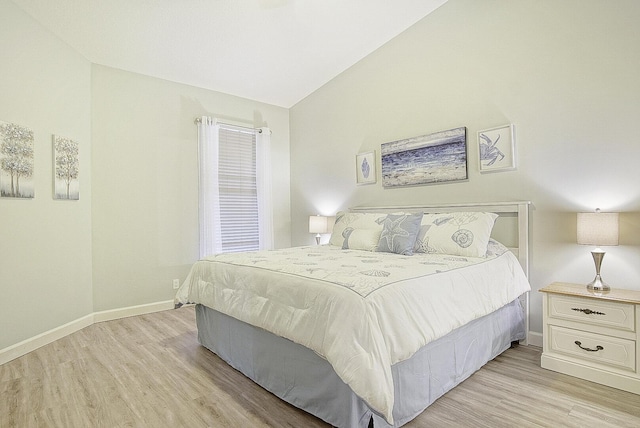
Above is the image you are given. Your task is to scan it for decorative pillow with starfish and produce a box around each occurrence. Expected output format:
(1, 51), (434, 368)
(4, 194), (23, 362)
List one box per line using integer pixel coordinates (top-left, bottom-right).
(376, 212), (424, 255)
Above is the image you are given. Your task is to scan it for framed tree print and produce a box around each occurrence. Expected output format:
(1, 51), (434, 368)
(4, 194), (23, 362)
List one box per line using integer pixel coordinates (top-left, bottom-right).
(0, 120), (34, 198)
(53, 135), (79, 200)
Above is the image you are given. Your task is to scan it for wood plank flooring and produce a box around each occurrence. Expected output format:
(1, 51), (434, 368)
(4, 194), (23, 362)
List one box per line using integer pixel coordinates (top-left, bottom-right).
(1, 305), (639, 427)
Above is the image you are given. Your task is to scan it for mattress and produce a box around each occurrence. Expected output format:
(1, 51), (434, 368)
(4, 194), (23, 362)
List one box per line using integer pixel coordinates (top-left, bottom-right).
(175, 241), (530, 423)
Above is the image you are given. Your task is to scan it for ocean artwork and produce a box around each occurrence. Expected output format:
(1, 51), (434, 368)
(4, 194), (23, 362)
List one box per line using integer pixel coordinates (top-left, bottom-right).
(381, 127), (467, 187)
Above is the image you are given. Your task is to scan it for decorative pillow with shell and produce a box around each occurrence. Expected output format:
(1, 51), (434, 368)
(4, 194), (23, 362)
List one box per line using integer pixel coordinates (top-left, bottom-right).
(413, 212), (498, 258)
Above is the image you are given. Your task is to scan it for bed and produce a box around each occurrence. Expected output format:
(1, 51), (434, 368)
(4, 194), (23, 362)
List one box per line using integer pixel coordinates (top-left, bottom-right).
(175, 201), (531, 427)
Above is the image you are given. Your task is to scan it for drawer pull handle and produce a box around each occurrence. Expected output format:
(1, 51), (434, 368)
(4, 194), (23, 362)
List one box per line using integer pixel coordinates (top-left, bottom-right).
(574, 341), (604, 352)
(571, 308), (605, 316)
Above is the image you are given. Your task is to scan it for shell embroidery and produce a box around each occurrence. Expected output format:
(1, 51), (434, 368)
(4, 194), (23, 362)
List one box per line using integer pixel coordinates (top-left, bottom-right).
(360, 269), (391, 277)
(451, 229), (474, 248)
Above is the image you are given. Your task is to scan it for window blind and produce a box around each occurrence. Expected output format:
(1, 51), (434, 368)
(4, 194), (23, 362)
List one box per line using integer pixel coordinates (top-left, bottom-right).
(218, 127), (259, 253)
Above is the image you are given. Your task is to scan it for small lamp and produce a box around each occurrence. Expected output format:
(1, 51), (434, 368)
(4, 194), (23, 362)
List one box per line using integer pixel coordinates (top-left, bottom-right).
(309, 215), (329, 245)
(577, 209), (619, 291)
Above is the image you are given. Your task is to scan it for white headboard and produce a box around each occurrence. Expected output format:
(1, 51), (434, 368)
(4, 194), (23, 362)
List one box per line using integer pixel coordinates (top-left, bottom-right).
(350, 201), (531, 343)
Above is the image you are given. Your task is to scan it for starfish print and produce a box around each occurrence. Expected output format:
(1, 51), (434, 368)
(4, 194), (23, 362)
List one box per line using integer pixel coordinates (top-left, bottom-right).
(379, 214), (411, 250)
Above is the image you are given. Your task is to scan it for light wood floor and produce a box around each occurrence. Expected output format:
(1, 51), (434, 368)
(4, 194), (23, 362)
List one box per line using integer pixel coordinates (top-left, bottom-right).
(2, 306), (639, 428)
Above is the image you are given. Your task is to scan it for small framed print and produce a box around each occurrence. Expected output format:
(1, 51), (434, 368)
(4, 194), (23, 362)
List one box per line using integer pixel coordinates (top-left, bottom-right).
(53, 135), (80, 200)
(0, 120), (35, 198)
(477, 124), (516, 173)
(356, 151), (376, 185)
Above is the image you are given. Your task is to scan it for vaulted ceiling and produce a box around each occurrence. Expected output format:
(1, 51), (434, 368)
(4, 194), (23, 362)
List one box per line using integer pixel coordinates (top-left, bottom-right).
(11, 0), (448, 107)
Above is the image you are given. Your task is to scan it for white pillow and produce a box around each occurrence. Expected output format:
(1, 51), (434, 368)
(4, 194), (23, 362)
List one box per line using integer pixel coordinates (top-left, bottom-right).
(329, 211), (386, 247)
(413, 212), (498, 257)
(342, 228), (382, 251)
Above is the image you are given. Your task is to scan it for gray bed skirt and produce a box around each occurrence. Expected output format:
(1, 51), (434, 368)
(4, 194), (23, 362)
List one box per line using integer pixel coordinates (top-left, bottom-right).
(195, 298), (526, 428)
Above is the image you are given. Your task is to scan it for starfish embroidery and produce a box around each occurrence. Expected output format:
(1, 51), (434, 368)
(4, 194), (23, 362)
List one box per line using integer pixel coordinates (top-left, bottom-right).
(379, 214), (411, 251)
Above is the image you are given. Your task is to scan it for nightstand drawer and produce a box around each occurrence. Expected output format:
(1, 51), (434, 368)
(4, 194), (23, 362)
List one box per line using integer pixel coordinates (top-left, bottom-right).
(548, 294), (635, 332)
(549, 325), (636, 372)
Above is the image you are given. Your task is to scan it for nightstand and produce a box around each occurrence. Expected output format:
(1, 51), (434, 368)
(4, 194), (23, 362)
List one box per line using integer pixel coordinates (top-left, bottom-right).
(540, 282), (640, 394)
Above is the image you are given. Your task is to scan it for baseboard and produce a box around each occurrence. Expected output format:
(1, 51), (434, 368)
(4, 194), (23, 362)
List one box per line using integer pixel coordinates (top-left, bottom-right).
(0, 300), (174, 366)
(93, 300), (174, 323)
(527, 331), (543, 348)
(0, 314), (93, 366)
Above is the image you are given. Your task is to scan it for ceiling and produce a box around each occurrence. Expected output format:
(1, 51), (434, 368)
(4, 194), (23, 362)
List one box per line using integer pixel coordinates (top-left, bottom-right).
(12, 0), (448, 108)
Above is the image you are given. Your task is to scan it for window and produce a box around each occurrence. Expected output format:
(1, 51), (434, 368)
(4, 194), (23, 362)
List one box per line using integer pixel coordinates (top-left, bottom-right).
(218, 128), (258, 253)
(196, 117), (273, 258)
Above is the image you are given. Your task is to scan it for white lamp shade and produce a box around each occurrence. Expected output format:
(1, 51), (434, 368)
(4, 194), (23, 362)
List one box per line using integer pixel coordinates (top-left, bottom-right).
(309, 215), (329, 234)
(577, 212), (619, 246)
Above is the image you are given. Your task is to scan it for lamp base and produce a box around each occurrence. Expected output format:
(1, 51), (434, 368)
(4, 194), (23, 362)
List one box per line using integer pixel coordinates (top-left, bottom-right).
(586, 274), (610, 292)
(315, 234), (321, 245)
(586, 250), (610, 292)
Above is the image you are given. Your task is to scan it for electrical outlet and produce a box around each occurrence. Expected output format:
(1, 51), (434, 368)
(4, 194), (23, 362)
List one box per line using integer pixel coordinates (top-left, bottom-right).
(172, 279), (180, 289)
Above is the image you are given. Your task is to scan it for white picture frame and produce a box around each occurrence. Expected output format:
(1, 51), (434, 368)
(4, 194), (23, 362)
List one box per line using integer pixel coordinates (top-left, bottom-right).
(477, 124), (516, 173)
(53, 134), (79, 200)
(356, 151), (376, 185)
(0, 120), (35, 198)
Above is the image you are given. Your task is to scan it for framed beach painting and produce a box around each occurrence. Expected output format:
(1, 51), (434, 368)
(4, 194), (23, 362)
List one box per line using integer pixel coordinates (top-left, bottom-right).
(356, 151), (376, 185)
(477, 124), (516, 173)
(381, 127), (467, 187)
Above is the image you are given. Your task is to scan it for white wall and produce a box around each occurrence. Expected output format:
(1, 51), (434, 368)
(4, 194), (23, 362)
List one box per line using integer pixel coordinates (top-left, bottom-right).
(0, 1), (291, 351)
(3, 0), (639, 353)
(290, 0), (640, 334)
(0, 0), (93, 349)
(91, 65), (291, 311)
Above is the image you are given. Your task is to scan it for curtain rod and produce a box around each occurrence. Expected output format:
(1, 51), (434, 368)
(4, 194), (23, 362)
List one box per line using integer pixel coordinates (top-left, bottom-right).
(194, 117), (262, 133)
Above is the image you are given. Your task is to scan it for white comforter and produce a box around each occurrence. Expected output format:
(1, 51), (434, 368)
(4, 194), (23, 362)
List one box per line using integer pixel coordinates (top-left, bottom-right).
(175, 241), (530, 424)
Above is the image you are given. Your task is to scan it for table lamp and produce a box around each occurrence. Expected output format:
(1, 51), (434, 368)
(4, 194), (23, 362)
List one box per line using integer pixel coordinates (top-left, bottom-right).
(309, 215), (329, 245)
(577, 209), (619, 291)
